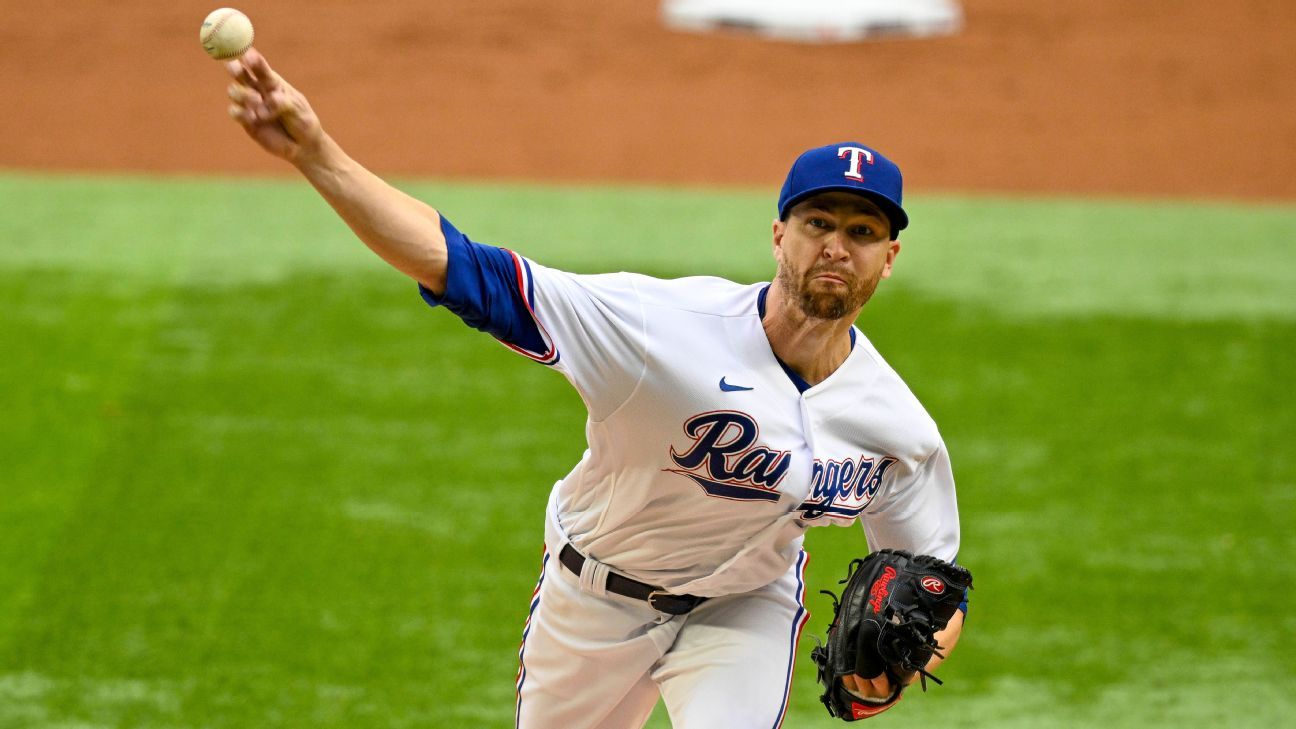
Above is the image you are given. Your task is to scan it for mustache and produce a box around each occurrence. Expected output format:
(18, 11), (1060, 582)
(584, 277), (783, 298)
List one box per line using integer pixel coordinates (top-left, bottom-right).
(806, 265), (854, 282)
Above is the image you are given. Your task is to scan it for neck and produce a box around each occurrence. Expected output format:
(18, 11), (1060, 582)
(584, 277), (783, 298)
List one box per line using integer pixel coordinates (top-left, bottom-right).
(762, 281), (858, 386)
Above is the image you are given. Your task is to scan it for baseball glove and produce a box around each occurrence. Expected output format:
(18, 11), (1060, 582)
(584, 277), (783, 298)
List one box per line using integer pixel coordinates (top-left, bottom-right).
(810, 549), (972, 721)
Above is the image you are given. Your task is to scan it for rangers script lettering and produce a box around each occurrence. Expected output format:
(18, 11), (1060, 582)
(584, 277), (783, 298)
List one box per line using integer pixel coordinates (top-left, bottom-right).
(666, 411), (792, 502)
(798, 455), (899, 520)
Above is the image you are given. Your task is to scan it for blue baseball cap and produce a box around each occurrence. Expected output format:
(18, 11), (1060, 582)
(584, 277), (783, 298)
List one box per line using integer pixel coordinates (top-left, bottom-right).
(777, 142), (908, 239)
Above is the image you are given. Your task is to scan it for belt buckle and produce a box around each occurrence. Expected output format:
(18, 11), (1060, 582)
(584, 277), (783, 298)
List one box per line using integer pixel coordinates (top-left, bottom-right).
(647, 589), (702, 615)
(646, 590), (675, 614)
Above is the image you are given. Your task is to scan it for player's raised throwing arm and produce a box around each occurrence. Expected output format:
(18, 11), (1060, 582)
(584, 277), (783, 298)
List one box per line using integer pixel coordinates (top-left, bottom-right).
(223, 49), (449, 294)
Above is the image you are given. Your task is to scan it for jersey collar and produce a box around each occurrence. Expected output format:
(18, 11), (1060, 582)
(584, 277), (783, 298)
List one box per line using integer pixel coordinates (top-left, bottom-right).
(757, 284), (856, 394)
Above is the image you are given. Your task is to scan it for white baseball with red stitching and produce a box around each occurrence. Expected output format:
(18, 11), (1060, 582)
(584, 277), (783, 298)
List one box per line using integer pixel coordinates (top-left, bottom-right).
(200, 8), (254, 60)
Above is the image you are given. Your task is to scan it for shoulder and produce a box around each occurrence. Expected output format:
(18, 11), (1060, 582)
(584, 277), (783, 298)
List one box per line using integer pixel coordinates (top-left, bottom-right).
(522, 263), (645, 309)
(634, 275), (764, 316)
(850, 330), (944, 456)
(528, 265), (759, 315)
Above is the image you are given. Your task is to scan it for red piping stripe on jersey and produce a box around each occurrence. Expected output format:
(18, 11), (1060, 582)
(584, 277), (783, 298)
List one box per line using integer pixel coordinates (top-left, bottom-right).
(773, 549), (811, 729)
(497, 250), (560, 365)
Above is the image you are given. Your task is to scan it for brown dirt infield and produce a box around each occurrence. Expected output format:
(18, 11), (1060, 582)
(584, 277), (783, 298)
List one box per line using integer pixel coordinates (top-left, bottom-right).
(2, 0), (1293, 200)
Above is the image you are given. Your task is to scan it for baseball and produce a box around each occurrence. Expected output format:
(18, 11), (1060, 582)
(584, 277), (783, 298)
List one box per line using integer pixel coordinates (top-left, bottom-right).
(200, 8), (254, 60)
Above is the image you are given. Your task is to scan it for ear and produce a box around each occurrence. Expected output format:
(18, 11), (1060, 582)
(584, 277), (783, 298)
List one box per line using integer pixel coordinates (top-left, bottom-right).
(772, 219), (785, 259)
(880, 239), (901, 279)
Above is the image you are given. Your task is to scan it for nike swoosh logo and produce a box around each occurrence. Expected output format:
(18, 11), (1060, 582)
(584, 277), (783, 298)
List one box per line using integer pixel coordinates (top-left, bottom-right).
(719, 377), (754, 392)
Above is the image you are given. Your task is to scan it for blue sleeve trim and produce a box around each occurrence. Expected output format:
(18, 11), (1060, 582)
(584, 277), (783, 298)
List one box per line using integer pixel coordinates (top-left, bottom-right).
(417, 216), (557, 364)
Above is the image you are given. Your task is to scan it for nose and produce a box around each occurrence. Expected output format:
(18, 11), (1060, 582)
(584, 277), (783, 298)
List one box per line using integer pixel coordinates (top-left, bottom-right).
(822, 231), (849, 259)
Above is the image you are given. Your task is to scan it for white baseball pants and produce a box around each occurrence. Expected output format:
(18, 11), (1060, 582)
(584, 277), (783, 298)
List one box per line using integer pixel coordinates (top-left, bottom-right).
(514, 549), (810, 729)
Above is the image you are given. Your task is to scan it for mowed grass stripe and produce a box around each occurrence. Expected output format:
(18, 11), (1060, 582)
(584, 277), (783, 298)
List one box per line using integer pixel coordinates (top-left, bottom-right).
(1, 173), (1292, 727)
(2, 172), (1294, 321)
(0, 269), (183, 658)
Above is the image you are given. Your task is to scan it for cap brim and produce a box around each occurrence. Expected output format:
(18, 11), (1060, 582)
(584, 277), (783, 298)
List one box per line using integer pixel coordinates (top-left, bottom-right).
(779, 185), (908, 239)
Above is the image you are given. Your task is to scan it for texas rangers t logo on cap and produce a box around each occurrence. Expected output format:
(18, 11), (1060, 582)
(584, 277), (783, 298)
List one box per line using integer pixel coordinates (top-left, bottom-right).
(837, 146), (874, 181)
(776, 141), (910, 239)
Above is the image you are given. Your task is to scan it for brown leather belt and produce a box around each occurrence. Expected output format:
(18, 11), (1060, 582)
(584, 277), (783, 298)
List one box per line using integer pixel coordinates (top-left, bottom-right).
(558, 544), (708, 616)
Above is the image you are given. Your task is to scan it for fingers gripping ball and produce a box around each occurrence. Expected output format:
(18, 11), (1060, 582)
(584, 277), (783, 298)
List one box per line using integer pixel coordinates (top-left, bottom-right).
(200, 8), (254, 60)
(810, 550), (972, 721)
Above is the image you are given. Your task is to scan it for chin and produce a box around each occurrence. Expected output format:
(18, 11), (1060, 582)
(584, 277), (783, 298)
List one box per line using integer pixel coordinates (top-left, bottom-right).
(799, 293), (851, 320)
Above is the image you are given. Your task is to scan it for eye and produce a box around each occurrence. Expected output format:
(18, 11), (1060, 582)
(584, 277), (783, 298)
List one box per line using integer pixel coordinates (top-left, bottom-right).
(850, 226), (875, 238)
(808, 217), (830, 229)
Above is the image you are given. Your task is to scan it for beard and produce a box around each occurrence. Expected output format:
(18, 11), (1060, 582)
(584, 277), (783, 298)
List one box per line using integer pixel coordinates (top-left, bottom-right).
(777, 261), (880, 320)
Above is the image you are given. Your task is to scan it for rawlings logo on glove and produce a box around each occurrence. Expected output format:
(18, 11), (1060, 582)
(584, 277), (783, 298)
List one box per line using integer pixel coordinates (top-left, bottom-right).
(810, 549), (972, 721)
(867, 566), (897, 611)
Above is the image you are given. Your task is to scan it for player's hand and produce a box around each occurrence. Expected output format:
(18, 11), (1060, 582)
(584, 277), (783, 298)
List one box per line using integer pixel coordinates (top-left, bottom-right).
(840, 670), (911, 701)
(224, 48), (325, 164)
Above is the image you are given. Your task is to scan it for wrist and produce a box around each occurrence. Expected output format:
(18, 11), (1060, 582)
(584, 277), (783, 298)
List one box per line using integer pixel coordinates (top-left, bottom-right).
(289, 131), (339, 172)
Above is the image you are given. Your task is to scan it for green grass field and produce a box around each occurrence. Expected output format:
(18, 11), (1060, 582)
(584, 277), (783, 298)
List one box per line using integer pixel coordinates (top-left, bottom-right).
(1, 172), (1293, 728)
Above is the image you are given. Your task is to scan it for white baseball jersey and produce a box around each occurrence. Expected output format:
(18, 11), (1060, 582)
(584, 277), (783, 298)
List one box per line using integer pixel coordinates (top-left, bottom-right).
(423, 217), (961, 599)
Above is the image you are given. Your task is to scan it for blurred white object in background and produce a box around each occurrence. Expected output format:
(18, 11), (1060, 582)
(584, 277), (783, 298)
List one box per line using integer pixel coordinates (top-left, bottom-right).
(662, 0), (963, 42)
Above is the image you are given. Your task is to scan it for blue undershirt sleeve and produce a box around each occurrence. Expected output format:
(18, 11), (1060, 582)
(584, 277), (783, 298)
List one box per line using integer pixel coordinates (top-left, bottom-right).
(417, 215), (549, 358)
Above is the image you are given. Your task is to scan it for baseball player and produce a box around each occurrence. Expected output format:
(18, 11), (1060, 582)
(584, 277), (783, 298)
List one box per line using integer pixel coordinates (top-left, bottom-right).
(222, 48), (966, 727)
